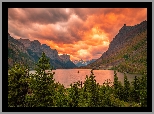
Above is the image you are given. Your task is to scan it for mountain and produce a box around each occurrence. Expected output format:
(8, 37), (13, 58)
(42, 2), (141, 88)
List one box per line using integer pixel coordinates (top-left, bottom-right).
(81, 20), (147, 74)
(8, 33), (35, 69)
(8, 34), (77, 69)
(73, 59), (96, 67)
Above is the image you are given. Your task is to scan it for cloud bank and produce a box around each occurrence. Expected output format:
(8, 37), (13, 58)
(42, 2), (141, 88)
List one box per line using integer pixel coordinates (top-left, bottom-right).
(8, 8), (147, 61)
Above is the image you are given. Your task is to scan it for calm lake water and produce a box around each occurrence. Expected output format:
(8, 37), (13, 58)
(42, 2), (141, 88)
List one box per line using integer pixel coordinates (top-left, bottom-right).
(29, 69), (142, 88)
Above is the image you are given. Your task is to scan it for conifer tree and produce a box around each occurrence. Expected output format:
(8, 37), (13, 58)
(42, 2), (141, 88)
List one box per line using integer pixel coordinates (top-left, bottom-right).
(139, 75), (147, 107)
(123, 73), (130, 101)
(30, 52), (56, 107)
(53, 82), (68, 107)
(83, 69), (99, 107)
(68, 83), (80, 107)
(8, 63), (29, 107)
(131, 76), (140, 102)
(113, 70), (119, 90)
(113, 70), (123, 100)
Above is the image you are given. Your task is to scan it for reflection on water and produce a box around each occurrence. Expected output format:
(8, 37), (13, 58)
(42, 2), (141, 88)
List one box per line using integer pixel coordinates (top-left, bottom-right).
(29, 69), (142, 88)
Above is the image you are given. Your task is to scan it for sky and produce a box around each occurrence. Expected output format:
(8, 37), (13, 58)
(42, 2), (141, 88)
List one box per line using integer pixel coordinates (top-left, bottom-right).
(8, 8), (147, 61)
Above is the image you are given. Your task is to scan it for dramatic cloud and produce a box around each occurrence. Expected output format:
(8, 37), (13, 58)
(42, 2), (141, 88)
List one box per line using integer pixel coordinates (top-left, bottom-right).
(8, 8), (147, 61)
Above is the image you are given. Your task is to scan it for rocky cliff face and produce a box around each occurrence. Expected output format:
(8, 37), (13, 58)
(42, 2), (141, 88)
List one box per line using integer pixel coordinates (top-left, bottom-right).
(29, 40), (42, 52)
(8, 34), (35, 69)
(106, 20), (147, 55)
(18, 39), (60, 60)
(41, 44), (59, 60)
(9, 34), (27, 53)
(18, 38), (31, 48)
(9, 35), (76, 69)
(18, 38), (60, 59)
(59, 54), (70, 63)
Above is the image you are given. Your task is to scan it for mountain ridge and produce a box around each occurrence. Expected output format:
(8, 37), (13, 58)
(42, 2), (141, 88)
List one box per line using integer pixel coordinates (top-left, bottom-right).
(8, 34), (77, 69)
(80, 20), (147, 74)
(73, 59), (96, 67)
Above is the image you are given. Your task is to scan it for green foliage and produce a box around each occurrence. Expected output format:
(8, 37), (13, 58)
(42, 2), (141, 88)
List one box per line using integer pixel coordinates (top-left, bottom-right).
(28, 52), (56, 107)
(68, 83), (80, 107)
(113, 71), (124, 100)
(82, 70), (100, 107)
(8, 52), (147, 107)
(53, 82), (68, 107)
(113, 70), (119, 90)
(123, 54), (129, 60)
(8, 63), (29, 107)
(130, 75), (147, 106)
(35, 52), (51, 72)
(123, 73), (130, 101)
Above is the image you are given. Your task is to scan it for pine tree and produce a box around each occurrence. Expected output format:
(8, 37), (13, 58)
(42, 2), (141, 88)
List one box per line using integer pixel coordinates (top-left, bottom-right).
(68, 83), (80, 107)
(8, 63), (29, 107)
(113, 70), (119, 90)
(139, 75), (147, 107)
(131, 75), (147, 106)
(53, 82), (68, 107)
(113, 70), (123, 100)
(123, 73), (130, 101)
(83, 69), (99, 107)
(131, 76), (140, 103)
(30, 52), (56, 107)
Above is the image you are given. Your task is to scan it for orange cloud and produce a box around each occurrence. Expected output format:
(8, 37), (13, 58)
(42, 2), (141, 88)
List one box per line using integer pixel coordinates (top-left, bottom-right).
(8, 8), (147, 61)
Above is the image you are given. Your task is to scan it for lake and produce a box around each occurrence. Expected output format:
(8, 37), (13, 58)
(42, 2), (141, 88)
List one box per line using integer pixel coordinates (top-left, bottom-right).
(29, 69), (142, 88)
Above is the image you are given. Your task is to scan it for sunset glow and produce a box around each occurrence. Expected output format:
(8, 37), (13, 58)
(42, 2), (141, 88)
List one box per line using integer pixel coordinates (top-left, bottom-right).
(8, 8), (147, 61)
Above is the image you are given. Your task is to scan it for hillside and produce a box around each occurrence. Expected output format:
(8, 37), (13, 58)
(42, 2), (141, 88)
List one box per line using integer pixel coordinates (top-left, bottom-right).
(81, 20), (147, 74)
(8, 33), (35, 69)
(8, 34), (77, 69)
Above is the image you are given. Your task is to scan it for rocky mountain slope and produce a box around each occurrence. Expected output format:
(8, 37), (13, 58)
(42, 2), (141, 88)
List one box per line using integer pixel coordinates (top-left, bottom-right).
(8, 34), (76, 69)
(8, 33), (35, 69)
(81, 20), (147, 74)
